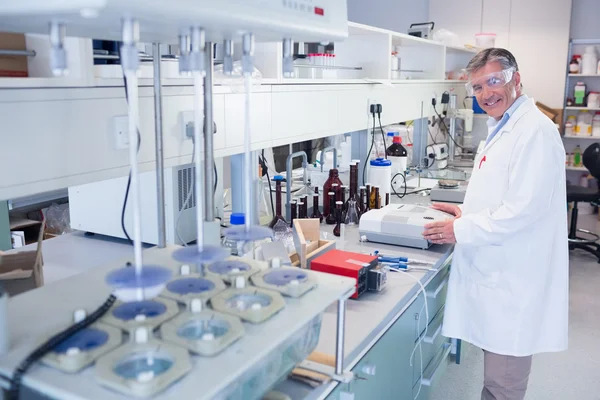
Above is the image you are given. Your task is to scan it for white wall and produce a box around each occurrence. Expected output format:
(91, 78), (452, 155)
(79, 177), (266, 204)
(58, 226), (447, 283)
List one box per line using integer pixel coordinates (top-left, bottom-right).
(429, 0), (572, 108)
(347, 0), (429, 33)
(570, 0), (600, 39)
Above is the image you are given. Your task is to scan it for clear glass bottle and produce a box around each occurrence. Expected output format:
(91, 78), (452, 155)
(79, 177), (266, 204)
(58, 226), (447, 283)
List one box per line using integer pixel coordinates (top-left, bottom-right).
(268, 175), (287, 229)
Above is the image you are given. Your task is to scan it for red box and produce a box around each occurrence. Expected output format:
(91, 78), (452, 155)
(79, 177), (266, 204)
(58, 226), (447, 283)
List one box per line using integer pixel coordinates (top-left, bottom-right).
(310, 250), (378, 299)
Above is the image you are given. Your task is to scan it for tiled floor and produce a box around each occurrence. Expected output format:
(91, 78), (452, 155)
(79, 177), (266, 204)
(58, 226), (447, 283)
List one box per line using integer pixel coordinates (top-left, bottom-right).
(431, 214), (600, 400)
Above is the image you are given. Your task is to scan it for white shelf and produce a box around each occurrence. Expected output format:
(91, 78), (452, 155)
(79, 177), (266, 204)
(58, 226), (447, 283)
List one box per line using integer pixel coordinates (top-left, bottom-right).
(445, 45), (479, 54)
(565, 106), (600, 111)
(563, 135), (600, 139)
(566, 166), (588, 171)
(568, 74), (600, 77)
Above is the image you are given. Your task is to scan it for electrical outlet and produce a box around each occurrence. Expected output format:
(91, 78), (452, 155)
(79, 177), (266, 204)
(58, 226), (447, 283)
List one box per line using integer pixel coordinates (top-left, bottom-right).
(113, 115), (129, 150)
(179, 111), (195, 140)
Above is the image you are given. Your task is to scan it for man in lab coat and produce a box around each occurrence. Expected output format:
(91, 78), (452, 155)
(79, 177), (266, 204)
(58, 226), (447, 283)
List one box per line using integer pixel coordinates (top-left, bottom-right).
(422, 48), (568, 400)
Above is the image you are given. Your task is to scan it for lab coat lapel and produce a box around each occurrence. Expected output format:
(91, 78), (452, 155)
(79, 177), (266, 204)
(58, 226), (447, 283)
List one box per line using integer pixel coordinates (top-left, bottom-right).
(479, 99), (537, 156)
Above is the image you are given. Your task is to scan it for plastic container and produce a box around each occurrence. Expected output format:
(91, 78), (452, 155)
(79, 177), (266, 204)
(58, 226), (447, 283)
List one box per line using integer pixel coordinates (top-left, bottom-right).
(368, 158), (392, 199)
(574, 82), (586, 106)
(588, 92), (600, 109)
(565, 121), (574, 136)
(223, 213), (248, 256)
(593, 112), (600, 137)
(574, 145), (582, 167)
(386, 136), (408, 177)
(581, 46), (598, 75)
(576, 111), (593, 136)
(370, 131), (387, 160)
(339, 136), (352, 168)
(475, 33), (496, 49)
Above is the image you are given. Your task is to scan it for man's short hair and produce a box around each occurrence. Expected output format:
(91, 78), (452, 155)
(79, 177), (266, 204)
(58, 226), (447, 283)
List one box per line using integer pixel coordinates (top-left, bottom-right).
(465, 48), (519, 75)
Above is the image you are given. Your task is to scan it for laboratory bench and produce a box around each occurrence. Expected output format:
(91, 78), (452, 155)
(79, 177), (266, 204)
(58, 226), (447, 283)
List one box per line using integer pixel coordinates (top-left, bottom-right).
(276, 217), (456, 400)
(0, 194), (458, 400)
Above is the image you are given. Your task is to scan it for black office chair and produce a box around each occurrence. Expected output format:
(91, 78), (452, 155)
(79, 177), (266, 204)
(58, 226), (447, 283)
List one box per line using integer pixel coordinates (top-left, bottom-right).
(567, 143), (600, 262)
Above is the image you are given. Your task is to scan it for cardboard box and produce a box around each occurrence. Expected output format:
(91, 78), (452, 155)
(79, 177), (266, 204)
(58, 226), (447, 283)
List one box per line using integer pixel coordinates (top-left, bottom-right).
(0, 222), (44, 297)
(0, 32), (28, 77)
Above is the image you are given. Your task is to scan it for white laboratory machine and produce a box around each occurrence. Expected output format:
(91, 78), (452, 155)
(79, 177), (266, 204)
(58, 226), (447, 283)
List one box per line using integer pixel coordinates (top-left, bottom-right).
(0, 1), (355, 400)
(429, 179), (469, 203)
(359, 204), (453, 249)
(69, 164), (197, 245)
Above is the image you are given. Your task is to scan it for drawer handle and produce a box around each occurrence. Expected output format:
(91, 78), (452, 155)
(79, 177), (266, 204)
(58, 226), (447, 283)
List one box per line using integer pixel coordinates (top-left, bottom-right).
(426, 277), (448, 299)
(421, 343), (451, 387)
(424, 323), (442, 344)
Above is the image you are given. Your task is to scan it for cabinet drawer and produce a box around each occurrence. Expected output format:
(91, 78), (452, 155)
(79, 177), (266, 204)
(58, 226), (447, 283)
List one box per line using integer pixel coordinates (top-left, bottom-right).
(413, 342), (452, 398)
(412, 306), (448, 386)
(414, 266), (450, 340)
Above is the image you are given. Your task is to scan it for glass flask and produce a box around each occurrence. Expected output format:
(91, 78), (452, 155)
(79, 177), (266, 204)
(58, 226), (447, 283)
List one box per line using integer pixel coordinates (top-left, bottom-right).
(268, 175), (287, 229)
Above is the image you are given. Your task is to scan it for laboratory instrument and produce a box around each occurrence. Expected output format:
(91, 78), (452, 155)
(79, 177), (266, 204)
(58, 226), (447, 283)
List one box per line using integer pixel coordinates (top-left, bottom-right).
(160, 299), (245, 357)
(448, 94), (474, 163)
(367, 267), (388, 292)
(41, 311), (122, 374)
(429, 180), (469, 203)
(407, 22), (435, 39)
(359, 204), (453, 249)
(160, 265), (227, 306)
(290, 200), (298, 226)
(251, 259), (317, 298)
(210, 276), (286, 324)
(427, 143), (449, 170)
(0, 1), (358, 399)
(95, 327), (193, 398)
(310, 250), (379, 299)
(205, 258), (262, 284)
(69, 163), (201, 246)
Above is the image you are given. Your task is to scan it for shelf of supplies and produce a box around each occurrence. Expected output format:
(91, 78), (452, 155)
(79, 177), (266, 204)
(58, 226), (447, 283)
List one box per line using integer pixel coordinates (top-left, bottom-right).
(563, 135), (600, 139)
(565, 106), (600, 111)
(568, 74), (600, 77)
(571, 39), (600, 45)
(566, 166), (588, 171)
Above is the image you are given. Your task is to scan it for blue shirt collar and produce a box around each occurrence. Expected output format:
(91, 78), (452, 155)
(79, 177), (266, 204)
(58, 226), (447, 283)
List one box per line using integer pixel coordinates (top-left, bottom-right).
(487, 94), (528, 128)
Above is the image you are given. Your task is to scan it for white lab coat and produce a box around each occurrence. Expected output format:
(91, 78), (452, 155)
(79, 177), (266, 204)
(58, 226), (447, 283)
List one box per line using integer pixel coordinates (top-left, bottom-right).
(442, 98), (569, 356)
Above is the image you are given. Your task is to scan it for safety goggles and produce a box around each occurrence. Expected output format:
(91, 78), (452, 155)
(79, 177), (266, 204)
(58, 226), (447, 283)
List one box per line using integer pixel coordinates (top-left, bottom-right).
(465, 68), (515, 96)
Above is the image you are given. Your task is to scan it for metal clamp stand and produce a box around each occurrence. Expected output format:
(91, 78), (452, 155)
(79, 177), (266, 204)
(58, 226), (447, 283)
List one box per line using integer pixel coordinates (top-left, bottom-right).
(296, 298), (354, 384)
(285, 151), (309, 221)
(319, 146), (338, 172)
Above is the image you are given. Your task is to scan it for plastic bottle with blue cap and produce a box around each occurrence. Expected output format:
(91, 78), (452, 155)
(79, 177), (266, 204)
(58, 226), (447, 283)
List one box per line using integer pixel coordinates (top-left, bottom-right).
(222, 213), (246, 256)
(368, 158), (392, 200)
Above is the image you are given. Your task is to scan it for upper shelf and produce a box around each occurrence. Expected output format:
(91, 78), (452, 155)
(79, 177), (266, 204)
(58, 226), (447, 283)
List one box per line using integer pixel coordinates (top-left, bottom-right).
(568, 74), (600, 78)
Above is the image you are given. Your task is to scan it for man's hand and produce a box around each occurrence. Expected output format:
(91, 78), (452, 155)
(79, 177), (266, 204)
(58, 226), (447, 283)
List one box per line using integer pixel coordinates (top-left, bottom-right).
(431, 202), (462, 218)
(422, 219), (457, 244)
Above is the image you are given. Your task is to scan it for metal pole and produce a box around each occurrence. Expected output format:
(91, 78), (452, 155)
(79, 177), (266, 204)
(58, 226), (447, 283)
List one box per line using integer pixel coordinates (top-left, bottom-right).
(449, 94), (457, 164)
(203, 43), (215, 222)
(153, 43), (166, 248)
(335, 298), (346, 375)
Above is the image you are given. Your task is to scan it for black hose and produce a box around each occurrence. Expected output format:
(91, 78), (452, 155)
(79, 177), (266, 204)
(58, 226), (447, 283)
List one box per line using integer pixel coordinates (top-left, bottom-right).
(8, 295), (117, 399)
